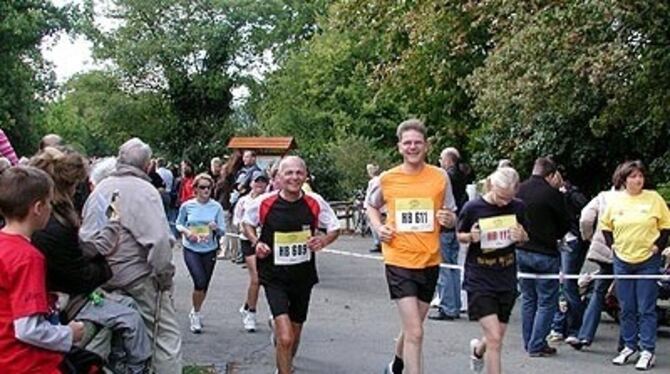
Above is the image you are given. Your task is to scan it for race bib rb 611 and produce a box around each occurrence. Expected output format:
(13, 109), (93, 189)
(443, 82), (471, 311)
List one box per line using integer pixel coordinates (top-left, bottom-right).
(395, 198), (434, 232)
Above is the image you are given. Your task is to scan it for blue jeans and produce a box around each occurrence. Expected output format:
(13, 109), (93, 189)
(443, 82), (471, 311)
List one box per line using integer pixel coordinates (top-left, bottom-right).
(614, 254), (661, 353)
(436, 231), (461, 316)
(551, 239), (587, 337)
(577, 262), (613, 343)
(517, 249), (560, 353)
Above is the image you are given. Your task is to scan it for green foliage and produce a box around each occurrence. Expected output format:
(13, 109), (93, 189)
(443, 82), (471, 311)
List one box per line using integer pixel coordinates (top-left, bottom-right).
(467, 0), (670, 192)
(658, 183), (670, 203)
(42, 71), (179, 157)
(0, 0), (73, 156)
(301, 134), (393, 201)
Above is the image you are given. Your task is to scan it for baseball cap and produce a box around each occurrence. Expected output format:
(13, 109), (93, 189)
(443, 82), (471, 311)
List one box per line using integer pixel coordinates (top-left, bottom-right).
(251, 171), (269, 183)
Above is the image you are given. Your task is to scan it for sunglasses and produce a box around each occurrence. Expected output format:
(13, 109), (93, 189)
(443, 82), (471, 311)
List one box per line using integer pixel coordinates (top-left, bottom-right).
(196, 185), (212, 190)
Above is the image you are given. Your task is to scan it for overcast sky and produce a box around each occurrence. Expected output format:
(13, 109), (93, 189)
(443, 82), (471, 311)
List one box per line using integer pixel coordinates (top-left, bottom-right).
(41, 0), (254, 101)
(41, 1), (97, 82)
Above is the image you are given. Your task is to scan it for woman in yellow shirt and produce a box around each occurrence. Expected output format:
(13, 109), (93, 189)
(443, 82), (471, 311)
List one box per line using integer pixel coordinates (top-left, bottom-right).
(601, 161), (670, 370)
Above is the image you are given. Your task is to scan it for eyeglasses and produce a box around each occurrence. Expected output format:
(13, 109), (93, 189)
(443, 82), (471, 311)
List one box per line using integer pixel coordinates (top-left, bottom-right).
(197, 185), (212, 190)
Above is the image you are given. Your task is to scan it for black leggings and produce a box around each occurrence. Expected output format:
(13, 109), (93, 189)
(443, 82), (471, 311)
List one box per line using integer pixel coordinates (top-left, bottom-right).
(183, 248), (218, 291)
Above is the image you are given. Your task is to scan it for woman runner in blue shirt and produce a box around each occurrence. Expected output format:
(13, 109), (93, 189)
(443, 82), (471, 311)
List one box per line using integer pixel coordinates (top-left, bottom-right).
(176, 173), (226, 333)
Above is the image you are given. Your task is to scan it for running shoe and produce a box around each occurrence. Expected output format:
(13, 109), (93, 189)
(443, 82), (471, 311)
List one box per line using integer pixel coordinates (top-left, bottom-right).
(430, 295), (441, 309)
(546, 330), (563, 342)
(567, 339), (591, 351)
(612, 346), (637, 365)
(529, 346), (557, 357)
(564, 336), (579, 345)
(189, 310), (202, 334)
(634, 351), (655, 370)
(469, 338), (484, 373)
(428, 309), (458, 321)
(244, 311), (257, 332)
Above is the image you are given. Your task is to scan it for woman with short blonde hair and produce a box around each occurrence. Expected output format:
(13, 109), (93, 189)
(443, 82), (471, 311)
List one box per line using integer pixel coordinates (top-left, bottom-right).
(458, 167), (528, 374)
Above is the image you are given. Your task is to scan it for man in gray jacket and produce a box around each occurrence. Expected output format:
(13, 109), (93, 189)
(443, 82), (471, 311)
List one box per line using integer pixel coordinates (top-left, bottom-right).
(80, 138), (182, 374)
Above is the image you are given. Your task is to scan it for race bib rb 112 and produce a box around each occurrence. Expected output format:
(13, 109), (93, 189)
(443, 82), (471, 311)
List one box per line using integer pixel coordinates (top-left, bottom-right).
(395, 198), (434, 232)
(274, 230), (311, 265)
(478, 214), (517, 252)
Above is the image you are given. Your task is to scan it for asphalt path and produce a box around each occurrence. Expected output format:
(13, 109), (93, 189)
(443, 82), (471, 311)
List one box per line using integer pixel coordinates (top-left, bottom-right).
(173, 235), (670, 373)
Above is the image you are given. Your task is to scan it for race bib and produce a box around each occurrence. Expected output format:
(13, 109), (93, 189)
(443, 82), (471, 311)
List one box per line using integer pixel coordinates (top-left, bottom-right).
(274, 230), (311, 265)
(395, 198), (434, 232)
(479, 214), (517, 252)
(189, 224), (211, 236)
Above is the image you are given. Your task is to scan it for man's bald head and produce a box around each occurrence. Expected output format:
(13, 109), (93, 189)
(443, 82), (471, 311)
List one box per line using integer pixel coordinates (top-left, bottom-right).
(278, 156), (307, 173)
(39, 134), (63, 151)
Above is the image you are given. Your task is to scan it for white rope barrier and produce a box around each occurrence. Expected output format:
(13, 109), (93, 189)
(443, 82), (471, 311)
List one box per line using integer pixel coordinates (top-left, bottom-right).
(321, 248), (670, 281)
(223, 233), (670, 281)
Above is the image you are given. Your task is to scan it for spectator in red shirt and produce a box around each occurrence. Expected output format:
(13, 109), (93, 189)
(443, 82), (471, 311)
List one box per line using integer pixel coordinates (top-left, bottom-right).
(178, 160), (196, 206)
(0, 166), (101, 373)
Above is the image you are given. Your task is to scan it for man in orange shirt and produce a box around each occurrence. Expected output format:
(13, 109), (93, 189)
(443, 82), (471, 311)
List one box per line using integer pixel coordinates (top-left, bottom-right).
(367, 119), (457, 374)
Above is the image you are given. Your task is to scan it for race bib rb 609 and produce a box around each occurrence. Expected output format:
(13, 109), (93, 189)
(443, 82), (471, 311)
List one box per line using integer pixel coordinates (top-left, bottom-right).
(274, 230), (311, 265)
(395, 198), (434, 232)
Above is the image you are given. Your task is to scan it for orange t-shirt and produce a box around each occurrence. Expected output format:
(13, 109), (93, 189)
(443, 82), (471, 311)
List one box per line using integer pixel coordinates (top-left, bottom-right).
(368, 164), (453, 269)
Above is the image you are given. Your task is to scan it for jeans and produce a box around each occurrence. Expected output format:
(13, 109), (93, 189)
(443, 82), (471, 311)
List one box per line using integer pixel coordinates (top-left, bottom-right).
(614, 254), (661, 353)
(78, 292), (151, 374)
(551, 239), (587, 337)
(577, 262), (613, 343)
(517, 249), (560, 353)
(436, 231), (461, 316)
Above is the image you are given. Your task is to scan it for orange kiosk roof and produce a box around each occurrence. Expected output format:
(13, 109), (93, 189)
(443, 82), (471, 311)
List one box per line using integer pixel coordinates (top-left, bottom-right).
(227, 137), (296, 155)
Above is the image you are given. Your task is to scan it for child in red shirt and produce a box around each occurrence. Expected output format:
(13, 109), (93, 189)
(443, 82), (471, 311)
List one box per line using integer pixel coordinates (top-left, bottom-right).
(0, 166), (93, 373)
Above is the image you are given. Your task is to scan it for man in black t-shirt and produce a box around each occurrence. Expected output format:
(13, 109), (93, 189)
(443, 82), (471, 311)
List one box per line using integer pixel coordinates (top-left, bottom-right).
(242, 156), (340, 374)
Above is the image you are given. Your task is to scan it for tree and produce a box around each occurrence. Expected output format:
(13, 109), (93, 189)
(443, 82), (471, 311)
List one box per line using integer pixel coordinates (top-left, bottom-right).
(79, 0), (333, 164)
(0, 0), (73, 156)
(42, 71), (178, 157)
(467, 0), (670, 190)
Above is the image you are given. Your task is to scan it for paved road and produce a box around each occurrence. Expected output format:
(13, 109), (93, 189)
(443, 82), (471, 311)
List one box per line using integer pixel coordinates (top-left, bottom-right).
(172, 235), (670, 373)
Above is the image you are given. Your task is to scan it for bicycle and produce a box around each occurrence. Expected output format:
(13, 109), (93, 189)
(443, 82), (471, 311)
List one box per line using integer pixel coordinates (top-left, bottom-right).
(352, 189), (371, 237)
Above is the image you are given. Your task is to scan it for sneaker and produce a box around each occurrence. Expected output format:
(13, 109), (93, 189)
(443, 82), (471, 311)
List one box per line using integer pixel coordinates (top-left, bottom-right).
(430, 296), (441, 309)
(428, 309), (458, 321)
(567, 339), (590, 351)
(634, 351), (655, 370)
(244, 311), (257, 332)
(612, 346), (637, 365)
(189, 310), (202, 334)
(529, 346), (557, 357)
(469, 338), (485, 373)
(547, 330), (564, 343)
(564, 336), (579, 345)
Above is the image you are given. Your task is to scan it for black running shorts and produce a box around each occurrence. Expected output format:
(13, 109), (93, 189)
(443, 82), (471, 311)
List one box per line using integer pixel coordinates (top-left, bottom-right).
(385, 264), (439, 304)
(240, 240), (255, 257)
(467, 291), (517, 323)
(264, 283), (313, 323)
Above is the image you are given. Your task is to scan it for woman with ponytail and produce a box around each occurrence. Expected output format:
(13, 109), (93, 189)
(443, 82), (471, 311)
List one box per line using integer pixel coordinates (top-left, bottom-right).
(30, 146), (151, 374)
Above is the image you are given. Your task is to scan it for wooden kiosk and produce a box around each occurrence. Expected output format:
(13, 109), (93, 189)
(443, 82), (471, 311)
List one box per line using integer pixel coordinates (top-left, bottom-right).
(226, 136), (296, 170)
